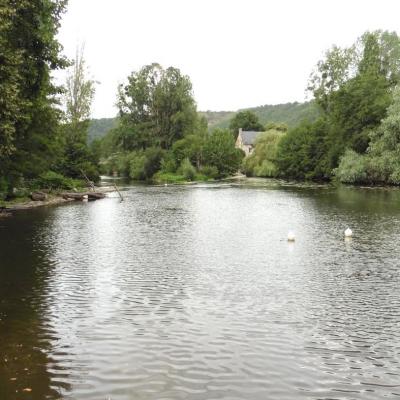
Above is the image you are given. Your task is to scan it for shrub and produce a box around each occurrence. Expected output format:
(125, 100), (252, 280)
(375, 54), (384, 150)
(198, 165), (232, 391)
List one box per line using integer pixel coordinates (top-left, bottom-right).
(334, 150), (368, 183)
(160, 152), (177, 173)
(178, 158), (196, 181)
(254, 159), (278, 177)
(0, 178), (8, 201)
(129, 153), (146, 180)
(199, 165), (218, 179)
(203, 129), (244, 177)
(143, 147), (165, 179)
(36, 171), (76, 190)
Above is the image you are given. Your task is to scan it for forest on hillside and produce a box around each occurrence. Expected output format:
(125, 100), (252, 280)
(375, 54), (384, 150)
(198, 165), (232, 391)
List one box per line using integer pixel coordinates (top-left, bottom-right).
(89, 101), (319, 142)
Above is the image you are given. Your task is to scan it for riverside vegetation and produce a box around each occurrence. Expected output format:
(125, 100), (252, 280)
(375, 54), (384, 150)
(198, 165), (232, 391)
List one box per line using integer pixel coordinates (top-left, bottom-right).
(2, 1), (400, 207)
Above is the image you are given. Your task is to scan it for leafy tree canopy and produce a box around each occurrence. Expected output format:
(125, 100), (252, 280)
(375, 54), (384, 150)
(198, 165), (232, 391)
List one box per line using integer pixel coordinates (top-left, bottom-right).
(229, 110), (264, 138)
(116, 63), (198, 151)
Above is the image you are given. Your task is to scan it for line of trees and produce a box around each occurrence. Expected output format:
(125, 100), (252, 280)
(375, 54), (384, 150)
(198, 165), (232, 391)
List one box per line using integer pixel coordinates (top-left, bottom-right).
(242, 30), (400, 185)
(98, 63), (244, 182)
(2, 3), (400, 195)
(0, 1), (99, 200)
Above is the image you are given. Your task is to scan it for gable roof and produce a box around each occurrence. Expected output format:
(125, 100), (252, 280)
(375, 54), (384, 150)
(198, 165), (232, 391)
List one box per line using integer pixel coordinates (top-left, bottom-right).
(241, 130), (261, 146)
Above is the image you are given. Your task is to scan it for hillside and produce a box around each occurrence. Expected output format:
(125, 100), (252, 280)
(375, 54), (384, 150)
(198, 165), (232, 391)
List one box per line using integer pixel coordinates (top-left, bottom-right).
(88, 117), (118, 142)
(200, 101), (320, 130)
(89, 101), (320, 142)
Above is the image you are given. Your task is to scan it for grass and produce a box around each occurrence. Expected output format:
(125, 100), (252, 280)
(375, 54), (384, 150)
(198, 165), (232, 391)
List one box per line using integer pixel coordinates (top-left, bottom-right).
(153, 172), (213, 184)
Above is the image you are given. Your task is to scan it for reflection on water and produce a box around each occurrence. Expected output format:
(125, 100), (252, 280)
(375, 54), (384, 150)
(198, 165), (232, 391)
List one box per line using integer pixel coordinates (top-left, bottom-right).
(0, 212), (70, 399)
(1, 180), (400, 399)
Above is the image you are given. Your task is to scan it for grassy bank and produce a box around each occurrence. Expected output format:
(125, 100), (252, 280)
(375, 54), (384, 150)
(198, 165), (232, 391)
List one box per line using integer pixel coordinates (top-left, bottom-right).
(152, 172), (214, 184)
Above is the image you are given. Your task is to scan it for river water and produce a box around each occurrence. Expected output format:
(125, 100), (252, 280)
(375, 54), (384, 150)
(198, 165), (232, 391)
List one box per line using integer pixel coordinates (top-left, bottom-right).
(1, 180), (400, 400)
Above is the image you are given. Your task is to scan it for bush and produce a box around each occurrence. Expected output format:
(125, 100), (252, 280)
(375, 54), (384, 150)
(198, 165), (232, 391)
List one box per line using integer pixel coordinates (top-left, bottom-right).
(199, 165), (218, 179)
(129, 153), (146, 180)
(178, 158), (196, 181)
(334, 150), (368, 183)
(36, 171), (77, 190)
(0, 178), (8, 201)
(203, 129), (244, 177)
(160, 152), (177, 173)
(153, 172), (186, 183)
(143, 147), (165, 179)
(254, 159), (278, 177)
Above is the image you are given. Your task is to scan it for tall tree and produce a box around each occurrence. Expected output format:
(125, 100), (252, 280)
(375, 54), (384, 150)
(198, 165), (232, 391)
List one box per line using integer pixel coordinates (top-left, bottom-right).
(65, 45), (96, 128)
(61, 45), (98, 180)
(229, 110), (264, 138)
(203, 129), (244, 177)
(116, 63), (198, 150)
(278, 30), (399, 181)
(0, 0), (68, 189)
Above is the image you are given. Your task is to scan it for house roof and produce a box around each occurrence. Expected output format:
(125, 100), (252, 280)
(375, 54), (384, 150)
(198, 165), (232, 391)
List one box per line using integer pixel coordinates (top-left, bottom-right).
(241, 130), (261, 146)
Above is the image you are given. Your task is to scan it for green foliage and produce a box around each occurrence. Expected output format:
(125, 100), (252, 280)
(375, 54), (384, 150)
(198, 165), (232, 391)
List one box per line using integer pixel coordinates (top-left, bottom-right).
(334, 150), (368, 183)
(0, 177), (8, 201)
(172, 134), (204, 168)
(276, 119), (328, 180)
(178, 158), (196, 181)
(160, 151), (177, 173)
(0, 0), (68, 190)
(278, 30), (400, 182)
(129, 152), (147, 180)
(229, 110), (264, 138)
(35, 171), (80, 191)
(335, 85), (400, 185)
(243, 130), (284, 177)
(264, 122), (288, 132)
(110, 147), (165, 181)
(200, 102), (320, 130)
(153, 172), (186, 183)
(61, 48), (99, 182)
(115, 63), (198, 151)
(60, 121), (100, 182)
(88, 118), (118, 143)
(203, 129), (244, 177)
(64, 46), (96, 125)
(199, 165), (218, 179)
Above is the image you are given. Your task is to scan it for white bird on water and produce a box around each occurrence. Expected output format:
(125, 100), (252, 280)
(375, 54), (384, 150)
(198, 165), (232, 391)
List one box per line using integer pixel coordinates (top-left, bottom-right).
(345, 227), (353, 237)
(287, 231), (295, 242)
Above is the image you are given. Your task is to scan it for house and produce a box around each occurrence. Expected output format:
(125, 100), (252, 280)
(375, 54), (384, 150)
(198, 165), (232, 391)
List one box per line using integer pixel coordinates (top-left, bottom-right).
(235, 128), (262, 156)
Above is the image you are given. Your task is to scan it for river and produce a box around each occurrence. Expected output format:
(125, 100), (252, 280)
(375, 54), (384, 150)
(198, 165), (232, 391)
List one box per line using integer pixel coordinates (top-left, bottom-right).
(1, 179), (400, 399)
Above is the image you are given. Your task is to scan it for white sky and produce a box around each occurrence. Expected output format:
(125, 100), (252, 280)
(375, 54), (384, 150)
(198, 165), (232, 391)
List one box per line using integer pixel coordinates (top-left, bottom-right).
(57, 0), (400, 118)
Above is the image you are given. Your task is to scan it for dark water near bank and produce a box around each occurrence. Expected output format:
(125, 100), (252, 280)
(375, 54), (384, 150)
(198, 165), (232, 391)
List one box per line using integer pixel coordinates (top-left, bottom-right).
(1, 179), (400, 400)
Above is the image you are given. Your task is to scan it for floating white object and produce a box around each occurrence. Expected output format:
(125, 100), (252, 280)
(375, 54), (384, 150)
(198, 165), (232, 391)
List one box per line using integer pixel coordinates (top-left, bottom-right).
(287, 231), (295, 242)
(345, 228), (353, 237)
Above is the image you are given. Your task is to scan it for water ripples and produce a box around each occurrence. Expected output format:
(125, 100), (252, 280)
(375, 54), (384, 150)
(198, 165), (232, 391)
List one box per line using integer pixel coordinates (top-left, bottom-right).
(1, 182), (400, 399)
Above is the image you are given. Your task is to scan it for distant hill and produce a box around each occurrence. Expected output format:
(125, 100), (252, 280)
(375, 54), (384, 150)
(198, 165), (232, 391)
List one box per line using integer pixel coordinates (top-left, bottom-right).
(88, 117), (118, 143)
(88, 102), (320, 142)
(200, 101), (320, 130)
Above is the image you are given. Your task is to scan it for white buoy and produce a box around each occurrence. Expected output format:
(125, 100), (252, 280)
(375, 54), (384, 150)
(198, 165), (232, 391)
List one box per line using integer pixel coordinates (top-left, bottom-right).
(345, 227), (353, 238)
(287, 231), (295, 242)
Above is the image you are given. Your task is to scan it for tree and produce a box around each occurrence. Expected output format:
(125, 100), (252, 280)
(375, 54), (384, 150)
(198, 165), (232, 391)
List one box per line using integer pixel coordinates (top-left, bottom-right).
(61, 45), (99, 180)
(242, 129), (285, 177)
(279, 30), (399, 181)
(116, 63), (198, 150)
(229, 110), (264, 138)
(203, 129), (244, 177)
(357, 85), (400, 184)
(0, 0), (68, 191)
(64, 45), (96, 127)
(276, 119), (328, 180)
(0, 2), (23, 159)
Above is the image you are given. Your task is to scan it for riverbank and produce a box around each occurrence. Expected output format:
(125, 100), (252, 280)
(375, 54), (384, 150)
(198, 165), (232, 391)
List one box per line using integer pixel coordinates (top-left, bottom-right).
(2, 186), (116, 213)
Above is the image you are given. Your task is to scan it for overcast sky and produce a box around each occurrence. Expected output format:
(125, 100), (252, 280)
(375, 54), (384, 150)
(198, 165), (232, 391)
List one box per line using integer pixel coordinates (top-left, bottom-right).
(57, 0), (400, 118)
